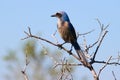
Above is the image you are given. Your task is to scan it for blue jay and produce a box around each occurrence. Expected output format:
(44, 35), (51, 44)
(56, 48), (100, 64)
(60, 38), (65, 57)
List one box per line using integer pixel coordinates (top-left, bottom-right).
(51, 11), (89, 66)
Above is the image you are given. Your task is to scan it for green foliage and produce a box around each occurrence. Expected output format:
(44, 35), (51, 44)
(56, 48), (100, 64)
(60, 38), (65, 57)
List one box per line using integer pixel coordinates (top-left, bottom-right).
(3, 50), (17, 61)
(23, 40), (36, 58)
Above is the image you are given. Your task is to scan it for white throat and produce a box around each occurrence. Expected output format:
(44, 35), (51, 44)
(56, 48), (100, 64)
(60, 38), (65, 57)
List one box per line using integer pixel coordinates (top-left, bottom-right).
(57, 18), (63, 28)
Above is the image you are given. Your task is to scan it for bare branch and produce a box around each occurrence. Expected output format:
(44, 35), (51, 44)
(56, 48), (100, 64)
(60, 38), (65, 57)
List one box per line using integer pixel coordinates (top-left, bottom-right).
(112, 71), (117, 80)
(87, 40), (98, 51)
(111, 52), (120, 66)
(57, 58), (73, 80)
(104, 24), (110, 30)
(96, 18), (102, 29)
(53, 63), (82, 69)
(91, 30), (108, 63)
(93, 60), (120, 65)
(21, 53), (30, 80)
(98, 56), (112, 77)
(51, 30), (59, 43)
(77, 29), (95, 37)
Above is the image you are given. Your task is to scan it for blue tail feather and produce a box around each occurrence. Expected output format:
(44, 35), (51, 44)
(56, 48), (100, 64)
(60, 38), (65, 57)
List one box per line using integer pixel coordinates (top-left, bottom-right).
(72, 41), (81, 50)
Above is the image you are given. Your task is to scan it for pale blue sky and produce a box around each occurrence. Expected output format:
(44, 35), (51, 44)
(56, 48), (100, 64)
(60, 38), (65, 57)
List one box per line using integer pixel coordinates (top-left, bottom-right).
(0, 0), (120, 80)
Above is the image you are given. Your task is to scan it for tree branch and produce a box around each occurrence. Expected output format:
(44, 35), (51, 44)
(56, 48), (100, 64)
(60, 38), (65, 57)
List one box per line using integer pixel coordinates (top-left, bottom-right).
(90, 19), (109, 64)
(91, 30), (108, 63)
(21, 52), (30, 80)
(93, 60), (120, 65)
(77, 29), (95, 38)
(112, 71), (117, 80)
(98, 56), (112, 77)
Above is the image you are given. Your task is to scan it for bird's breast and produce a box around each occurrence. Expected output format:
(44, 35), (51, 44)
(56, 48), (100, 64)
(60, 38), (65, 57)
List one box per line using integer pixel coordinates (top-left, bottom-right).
(57, 21), (76, 43)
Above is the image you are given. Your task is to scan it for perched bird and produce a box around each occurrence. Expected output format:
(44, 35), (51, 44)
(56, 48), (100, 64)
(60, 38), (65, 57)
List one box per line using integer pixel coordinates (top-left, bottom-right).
(51, 11), (89, 66)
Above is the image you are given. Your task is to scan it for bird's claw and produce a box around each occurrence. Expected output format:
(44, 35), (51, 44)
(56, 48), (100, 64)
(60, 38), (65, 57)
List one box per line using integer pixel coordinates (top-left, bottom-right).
(68, 48), (73, 55)
(57, 42), (66, 49)
(69, 48), (72, 52)
(57, 44), (63, 49)
(68, 45), (73, 55)
(67, 50), (72, 55)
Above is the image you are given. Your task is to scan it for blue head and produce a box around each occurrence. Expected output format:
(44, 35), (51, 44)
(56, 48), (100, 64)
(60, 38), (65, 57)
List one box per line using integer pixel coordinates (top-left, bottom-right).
(51, 11), (70, 22)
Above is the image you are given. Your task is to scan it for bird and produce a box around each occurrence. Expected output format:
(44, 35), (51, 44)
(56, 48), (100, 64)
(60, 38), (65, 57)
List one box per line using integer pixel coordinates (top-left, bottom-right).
(51, 11), (89, 66)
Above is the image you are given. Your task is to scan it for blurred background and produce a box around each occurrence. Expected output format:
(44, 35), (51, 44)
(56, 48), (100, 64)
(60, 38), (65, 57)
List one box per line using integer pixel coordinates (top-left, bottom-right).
(0, 0), (120, 80)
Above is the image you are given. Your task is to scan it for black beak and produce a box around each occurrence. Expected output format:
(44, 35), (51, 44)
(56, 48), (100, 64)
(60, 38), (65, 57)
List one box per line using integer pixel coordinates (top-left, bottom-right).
(51, 14), (56, 17)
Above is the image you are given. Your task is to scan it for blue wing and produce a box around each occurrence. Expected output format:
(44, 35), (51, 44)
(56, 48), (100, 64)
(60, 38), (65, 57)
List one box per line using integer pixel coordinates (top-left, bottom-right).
(68, 22), (77, 41)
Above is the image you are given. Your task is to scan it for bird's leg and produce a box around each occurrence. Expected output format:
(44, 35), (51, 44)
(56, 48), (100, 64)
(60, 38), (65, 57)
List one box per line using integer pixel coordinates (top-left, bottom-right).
(67, 45), (73, 55)
(57, 42), (66, 49)
(69, 45), (73, 52)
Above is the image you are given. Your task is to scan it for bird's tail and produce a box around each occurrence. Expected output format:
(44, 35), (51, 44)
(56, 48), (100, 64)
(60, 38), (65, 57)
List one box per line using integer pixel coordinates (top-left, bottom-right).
(72, 41), (89, 66)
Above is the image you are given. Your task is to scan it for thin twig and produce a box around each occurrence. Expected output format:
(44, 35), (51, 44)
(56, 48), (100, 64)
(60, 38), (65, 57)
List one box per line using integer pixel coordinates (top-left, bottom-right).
(53, 63), (82, 69)
(96, 19), (102, 29)
(86, 40), (98, 51)
(98, 56), (112, 77)
(57, 58), (73, 80)
(112, 71), (117, 80)
(21, 53), (30, 80)
(51, 30), (59, 43)
(93, 60), (120, 65)
(104, 24), (110, 30)
(77, 29), (95, 38)
(91, 30), (108, 63)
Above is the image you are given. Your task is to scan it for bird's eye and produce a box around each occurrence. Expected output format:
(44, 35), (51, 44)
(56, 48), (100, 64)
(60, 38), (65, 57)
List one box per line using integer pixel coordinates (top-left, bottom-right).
(56, 13), (62, 17)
